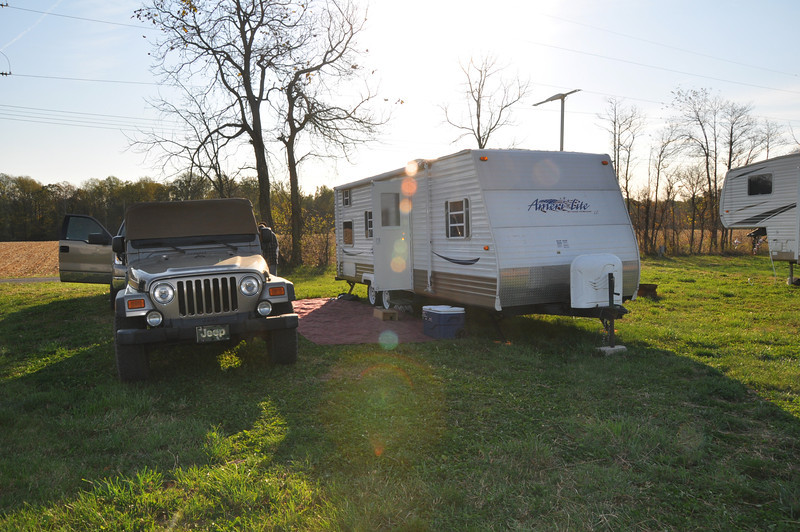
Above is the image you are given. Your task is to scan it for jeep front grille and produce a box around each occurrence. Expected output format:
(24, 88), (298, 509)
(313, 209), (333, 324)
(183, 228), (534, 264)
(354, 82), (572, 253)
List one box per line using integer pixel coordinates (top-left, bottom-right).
(176, 276), (239, 316)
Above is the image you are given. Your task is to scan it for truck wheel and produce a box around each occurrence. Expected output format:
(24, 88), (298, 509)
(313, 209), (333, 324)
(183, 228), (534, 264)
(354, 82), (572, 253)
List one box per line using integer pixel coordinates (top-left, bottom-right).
(367, 283), (382, 306)
(270, 328), (298, 365)
(114, 315), (149, 381)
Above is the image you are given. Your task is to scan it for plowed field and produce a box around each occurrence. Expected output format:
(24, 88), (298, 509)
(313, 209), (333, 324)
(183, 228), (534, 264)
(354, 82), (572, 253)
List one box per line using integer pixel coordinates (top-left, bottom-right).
(0, 241), (59, 278)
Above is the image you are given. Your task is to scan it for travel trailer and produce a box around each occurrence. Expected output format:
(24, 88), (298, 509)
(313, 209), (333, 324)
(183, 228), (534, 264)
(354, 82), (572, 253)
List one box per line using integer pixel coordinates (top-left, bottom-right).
(720, 153), (800, 280)
(334, 149), (640, 324)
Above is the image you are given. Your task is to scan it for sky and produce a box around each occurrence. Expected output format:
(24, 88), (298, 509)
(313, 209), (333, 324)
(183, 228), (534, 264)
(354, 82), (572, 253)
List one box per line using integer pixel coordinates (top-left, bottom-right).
(2, 0), (799, 194)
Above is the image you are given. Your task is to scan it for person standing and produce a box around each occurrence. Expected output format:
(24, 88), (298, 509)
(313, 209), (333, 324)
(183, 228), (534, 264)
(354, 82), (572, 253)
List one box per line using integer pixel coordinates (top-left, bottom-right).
(258, 222), (279, 276)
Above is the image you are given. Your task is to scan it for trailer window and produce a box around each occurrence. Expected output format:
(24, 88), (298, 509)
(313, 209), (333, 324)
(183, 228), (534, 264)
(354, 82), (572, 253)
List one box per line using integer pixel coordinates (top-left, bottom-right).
(342, 220), (354, 245)
(446, 199), (470, 238)
(342, 189), (351, 206)
(748, 174), (772, 196)
(364, 211), (373, 238)
(381, 193), (400, 227)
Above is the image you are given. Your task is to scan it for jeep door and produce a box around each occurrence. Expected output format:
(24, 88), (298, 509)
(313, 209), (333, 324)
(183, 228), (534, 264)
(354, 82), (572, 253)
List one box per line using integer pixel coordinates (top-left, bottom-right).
(59, 214), (113, 284)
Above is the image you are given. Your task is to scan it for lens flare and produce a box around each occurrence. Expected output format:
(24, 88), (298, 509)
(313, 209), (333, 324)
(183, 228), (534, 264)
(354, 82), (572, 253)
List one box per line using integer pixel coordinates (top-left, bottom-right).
(378, 330), (399, 349)
(401, 176), (417, 196)
(405, 161), (419, 177)
(391, 256), (406, 272)
(400, 197), (412, 214)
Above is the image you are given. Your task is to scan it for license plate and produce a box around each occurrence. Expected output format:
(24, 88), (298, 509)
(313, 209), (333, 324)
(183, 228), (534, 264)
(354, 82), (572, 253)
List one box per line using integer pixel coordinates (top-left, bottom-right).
(196, 324), (230, 343)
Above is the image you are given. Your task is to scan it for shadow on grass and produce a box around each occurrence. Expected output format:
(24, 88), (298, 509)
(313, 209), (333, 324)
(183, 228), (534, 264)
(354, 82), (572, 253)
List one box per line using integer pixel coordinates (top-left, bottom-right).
(0, 292), (330, 519)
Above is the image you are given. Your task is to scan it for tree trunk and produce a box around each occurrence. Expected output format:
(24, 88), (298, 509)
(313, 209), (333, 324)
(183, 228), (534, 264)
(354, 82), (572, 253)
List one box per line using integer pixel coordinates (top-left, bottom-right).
(286, 142), (303, 267)
(251, 130), (273, 227)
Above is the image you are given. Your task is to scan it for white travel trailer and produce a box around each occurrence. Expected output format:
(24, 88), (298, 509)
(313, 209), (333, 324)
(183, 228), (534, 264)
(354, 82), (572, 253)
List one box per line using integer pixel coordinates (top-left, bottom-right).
(720, 153), (800, 280)
(334, 149), (640, 324)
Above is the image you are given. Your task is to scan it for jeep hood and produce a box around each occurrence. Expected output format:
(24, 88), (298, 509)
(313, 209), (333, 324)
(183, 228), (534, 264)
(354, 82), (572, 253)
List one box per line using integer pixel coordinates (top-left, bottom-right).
(130, 252), (268, 285)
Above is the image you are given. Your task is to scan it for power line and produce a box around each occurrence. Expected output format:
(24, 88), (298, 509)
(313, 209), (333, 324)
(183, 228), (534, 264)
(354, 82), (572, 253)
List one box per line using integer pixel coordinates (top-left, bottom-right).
(526, 40), (800, 97)
(9, 72), (160, 86)
(0, 103), (180, 126)
(3, 4), (155, 31)
(0, 105), (185, 134)
(537, 11), (799, 79)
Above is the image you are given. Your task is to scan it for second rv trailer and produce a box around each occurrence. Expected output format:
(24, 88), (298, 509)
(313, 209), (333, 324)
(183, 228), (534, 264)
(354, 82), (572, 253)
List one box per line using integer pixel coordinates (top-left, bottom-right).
(334, 149), (640, 317)
(720, 152), (800, 263)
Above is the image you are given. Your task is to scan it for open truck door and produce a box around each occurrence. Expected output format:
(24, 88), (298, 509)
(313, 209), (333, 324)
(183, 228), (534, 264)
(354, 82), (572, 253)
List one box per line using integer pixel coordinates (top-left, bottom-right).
(59, 214), (113, 284)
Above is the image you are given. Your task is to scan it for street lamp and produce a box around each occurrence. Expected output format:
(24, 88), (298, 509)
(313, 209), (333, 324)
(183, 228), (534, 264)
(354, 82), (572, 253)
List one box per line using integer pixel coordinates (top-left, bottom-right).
(533, 89), (581, 151)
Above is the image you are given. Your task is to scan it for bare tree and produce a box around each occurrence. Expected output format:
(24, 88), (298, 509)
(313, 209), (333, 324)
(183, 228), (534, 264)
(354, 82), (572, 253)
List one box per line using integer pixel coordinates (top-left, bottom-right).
(134, 82), (243, 198)
(671, 87), (723, 251)
(677, 164), (708, 254)
(661, 172), (680, 253)
(442, 55), (529, 149)
(640, 123), (680, 254)
(599, 98), (645, 209)
(721, 101), (760, 171)
(136, 0), (309, 225)
(760, 118), (786, 160)
(273, 0), (384, 266)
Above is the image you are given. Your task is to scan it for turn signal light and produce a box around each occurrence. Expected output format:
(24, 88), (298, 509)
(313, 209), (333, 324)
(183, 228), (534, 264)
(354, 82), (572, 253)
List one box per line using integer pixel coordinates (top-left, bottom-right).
(479, 156), (488, 161)
(269, 286), (285, 296)
(127, 299), (146, 310)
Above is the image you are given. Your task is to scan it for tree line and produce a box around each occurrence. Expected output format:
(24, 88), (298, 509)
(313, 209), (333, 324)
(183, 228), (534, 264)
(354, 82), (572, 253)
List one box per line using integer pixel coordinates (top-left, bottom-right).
(0, 173), (334, 267)
(600, 88), (797, 255)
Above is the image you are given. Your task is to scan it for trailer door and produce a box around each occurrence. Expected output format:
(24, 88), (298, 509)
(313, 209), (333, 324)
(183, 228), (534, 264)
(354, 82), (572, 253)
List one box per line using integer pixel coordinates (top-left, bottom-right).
(371, 180), (413, 292)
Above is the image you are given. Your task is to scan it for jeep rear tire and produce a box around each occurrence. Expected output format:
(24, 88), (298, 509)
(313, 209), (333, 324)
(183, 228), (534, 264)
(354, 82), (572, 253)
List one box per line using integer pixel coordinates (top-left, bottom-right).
(114, 315), (149, 381)
(270, 328), (298, 365)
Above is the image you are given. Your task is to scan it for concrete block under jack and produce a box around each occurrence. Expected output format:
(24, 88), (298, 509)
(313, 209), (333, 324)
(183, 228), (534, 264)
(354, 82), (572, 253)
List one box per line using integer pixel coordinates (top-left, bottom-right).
(373, 308), (399, 321)
(597, 345), (627, 355)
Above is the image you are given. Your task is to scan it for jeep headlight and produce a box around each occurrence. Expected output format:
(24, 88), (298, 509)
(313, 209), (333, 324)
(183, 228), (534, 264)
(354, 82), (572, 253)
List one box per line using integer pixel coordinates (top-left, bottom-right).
(152, 282), (175, 305)
(239, 275), (261, 297)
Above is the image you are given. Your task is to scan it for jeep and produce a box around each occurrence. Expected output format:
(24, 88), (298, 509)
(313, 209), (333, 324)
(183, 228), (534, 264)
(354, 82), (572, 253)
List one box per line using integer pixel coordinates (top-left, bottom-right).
(59, 198), (299, 381)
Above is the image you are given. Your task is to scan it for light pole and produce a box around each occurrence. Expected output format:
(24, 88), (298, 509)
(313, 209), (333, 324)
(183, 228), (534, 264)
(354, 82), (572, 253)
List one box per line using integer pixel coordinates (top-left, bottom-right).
(533, 89), (581, 151)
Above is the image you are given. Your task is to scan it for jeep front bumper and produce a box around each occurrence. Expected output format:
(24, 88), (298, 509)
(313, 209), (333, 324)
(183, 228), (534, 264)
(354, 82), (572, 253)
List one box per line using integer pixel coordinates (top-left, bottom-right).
(115, 312), (299, 345)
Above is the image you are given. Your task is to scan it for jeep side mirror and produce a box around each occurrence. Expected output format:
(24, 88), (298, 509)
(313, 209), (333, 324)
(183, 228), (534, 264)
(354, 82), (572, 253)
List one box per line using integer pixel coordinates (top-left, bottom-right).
(112, 235), (125, 253)
(88, 232), (112, 246)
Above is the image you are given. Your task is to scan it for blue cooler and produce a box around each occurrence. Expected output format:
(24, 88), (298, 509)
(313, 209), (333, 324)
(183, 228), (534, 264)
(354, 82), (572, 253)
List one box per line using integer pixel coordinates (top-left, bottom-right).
(422, 305), (465, 339)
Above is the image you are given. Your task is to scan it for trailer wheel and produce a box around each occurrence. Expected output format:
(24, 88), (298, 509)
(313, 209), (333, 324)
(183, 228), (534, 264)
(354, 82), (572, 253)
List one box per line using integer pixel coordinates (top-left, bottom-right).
(382, 290), (392, 309)
(368, 283), (382, 306)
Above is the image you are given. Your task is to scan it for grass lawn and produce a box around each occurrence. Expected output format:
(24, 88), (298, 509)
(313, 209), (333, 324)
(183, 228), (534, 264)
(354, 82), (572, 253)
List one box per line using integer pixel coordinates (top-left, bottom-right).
(1, 256), (800, 529)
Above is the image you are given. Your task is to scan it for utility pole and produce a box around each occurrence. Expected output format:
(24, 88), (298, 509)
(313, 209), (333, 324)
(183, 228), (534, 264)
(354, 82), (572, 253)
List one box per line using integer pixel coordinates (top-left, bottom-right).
(533, 89), (581, 151)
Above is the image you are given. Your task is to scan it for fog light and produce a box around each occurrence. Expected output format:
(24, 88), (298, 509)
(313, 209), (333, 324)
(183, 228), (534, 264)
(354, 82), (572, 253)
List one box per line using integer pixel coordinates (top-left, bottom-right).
(146, 311), (163, 327)
(257, 301), (273, 316)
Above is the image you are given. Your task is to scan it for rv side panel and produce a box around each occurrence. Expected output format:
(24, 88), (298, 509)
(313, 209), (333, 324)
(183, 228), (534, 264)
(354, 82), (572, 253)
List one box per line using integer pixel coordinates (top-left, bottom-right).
(411, 152), (499, 306)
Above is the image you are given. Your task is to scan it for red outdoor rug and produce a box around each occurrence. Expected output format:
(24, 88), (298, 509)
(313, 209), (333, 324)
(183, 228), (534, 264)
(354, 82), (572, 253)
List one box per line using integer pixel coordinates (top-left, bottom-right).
(294, 298), (434, 345)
